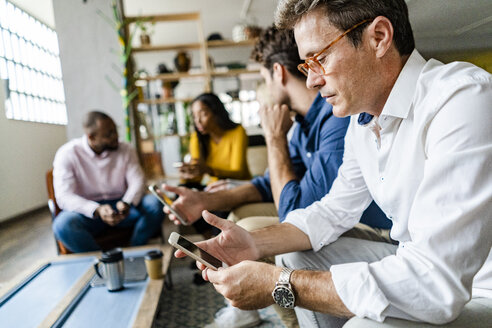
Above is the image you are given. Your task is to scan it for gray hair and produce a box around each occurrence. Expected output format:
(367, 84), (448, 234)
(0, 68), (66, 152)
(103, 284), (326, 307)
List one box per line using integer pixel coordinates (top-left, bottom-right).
(274, 0), (415, 55)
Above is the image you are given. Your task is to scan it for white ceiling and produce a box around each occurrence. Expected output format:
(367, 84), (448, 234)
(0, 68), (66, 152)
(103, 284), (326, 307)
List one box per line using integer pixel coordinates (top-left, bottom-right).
(408, 0), (492, 53)
(8, 0), (492, 54)
(123, 0), (492, 54)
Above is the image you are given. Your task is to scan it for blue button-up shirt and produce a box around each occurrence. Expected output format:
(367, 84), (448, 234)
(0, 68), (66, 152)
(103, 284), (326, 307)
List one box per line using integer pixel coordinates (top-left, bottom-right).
(252, 93), (390, 229)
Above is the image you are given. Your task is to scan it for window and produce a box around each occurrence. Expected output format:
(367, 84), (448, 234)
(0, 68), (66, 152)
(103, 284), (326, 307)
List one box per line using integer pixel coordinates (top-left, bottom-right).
(0, 0), (67, 124)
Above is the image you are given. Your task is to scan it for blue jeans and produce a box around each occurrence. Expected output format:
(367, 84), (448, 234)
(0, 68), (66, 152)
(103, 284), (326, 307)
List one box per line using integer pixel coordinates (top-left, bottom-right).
(52, 195), (164, 253)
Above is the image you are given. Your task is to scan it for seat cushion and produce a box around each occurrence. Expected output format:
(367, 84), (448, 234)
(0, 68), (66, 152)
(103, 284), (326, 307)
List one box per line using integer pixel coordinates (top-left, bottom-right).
(343, 298), (492, 328)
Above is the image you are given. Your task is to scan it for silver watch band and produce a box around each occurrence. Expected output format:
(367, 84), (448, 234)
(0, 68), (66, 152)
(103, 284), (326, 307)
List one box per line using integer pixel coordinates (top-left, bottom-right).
(278, 267), (294, 285)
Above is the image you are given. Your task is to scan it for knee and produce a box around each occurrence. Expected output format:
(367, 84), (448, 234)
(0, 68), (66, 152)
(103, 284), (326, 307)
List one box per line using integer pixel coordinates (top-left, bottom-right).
(140, 195), (163, 214)
(276, 251), (312, 270)
(52, 212), (82, 239)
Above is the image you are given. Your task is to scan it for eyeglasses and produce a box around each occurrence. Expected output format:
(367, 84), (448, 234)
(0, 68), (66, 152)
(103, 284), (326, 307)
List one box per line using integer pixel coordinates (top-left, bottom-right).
(297, 19), (372, 77)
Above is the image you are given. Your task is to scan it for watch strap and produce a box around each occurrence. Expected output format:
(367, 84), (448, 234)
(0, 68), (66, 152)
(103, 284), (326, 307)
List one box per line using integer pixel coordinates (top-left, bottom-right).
(278, 267), (294, 285)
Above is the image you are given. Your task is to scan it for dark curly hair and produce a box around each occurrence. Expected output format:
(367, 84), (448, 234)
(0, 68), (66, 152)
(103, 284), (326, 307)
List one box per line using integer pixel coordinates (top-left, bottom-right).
(250, 24), (306, 80)
(275, 0), (414, 56)
(191, 93), (238, 160)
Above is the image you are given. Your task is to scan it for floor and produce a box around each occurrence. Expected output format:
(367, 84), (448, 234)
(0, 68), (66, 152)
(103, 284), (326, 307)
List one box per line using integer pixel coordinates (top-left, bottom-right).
(0, 207), (57, 288)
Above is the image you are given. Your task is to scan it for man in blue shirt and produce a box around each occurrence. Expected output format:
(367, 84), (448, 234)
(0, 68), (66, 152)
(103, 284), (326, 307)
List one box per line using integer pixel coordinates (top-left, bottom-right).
(163, 25), (390, 328)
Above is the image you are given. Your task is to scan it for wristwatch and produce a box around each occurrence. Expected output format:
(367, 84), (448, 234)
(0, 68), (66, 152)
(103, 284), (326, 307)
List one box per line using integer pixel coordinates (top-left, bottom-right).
(272, 267), (295, 309)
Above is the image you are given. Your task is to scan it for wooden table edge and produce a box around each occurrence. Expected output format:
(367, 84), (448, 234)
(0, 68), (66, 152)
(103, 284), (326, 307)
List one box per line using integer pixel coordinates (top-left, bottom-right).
(37, 266), (94, 328)
(0, 259), (50, 299)
(131, 244), (173, 328)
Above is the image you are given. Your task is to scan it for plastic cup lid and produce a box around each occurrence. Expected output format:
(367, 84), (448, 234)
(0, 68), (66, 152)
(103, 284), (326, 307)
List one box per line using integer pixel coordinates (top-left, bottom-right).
(145, 249), (163, 260)
(101, 248), (123, 262)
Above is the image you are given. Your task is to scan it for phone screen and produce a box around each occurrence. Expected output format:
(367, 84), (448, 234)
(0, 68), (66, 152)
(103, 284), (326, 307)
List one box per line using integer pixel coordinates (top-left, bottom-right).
(177, 235), (222, 269)
(148, 185), (188, 225)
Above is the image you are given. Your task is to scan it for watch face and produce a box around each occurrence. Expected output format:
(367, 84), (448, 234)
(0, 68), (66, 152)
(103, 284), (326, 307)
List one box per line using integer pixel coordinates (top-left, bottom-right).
(273, 286), (295, 308)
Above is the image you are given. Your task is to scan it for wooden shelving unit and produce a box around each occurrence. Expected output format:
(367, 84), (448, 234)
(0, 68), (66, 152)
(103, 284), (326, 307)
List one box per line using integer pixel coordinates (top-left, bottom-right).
(120, 5), (261, 177)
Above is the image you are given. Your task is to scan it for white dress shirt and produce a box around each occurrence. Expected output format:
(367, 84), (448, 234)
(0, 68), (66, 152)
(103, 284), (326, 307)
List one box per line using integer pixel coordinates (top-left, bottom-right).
(284, 50), (492, 323)
(53, 135), (145, 218)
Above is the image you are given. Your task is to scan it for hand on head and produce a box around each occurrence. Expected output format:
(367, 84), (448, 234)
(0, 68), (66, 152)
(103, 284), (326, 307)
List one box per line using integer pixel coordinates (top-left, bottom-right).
(259, 104), (293, 140)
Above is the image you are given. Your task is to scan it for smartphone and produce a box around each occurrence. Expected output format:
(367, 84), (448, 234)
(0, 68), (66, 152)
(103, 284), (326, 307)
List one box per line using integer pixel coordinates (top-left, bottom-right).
(148, 185), (189, 226)
(168, 232), (222, 270)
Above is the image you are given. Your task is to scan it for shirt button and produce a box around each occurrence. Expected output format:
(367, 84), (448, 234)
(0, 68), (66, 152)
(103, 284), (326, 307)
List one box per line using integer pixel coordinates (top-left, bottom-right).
(307, 152), (312, 158)
(381, 177), (384, 181)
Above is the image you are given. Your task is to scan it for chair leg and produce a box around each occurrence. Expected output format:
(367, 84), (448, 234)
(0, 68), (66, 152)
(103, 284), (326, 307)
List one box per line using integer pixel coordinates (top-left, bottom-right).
(164, 256), (173, 290)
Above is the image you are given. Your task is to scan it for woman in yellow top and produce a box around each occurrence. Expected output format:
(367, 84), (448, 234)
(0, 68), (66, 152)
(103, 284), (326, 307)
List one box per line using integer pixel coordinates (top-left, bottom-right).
(179, 93), (251, 186)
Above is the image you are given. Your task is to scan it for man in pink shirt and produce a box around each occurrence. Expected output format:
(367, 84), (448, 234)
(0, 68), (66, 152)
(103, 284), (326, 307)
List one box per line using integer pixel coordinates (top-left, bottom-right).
(52, 111), (164, 252)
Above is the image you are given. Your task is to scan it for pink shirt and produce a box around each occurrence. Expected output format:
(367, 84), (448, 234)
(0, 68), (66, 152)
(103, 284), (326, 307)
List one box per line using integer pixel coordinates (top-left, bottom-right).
(53, 135), (145, 218)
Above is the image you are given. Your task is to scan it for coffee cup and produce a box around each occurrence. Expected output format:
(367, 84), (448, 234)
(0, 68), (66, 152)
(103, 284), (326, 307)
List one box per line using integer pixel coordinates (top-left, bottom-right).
(144, 249), (163, 279)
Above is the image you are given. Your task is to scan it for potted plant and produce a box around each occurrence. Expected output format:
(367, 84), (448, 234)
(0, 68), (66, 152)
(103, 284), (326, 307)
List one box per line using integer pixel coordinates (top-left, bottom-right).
(136, 20), (154, 46)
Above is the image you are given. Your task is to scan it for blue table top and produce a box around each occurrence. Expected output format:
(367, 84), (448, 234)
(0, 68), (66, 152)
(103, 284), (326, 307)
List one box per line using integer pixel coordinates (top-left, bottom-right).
(60, 280), (148, 328)
(0, 249), (159, 328)
(0, 257), (94, 328)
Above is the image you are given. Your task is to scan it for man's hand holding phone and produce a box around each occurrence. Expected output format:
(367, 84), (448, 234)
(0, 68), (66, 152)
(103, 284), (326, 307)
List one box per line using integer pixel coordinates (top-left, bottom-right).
(171, 211), (274, 310)
(156, 184), (207, 225)
(116, 201), (130, 216)
(95, 204), (125, 226)
(149, 184), (195, 226)
(175, 211), (260, 269)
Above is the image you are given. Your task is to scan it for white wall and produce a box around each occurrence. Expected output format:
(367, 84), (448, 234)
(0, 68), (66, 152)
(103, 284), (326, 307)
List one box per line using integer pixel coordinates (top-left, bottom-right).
(0, 0), (66, 222)
(52, 0), (124, 141)
(0, 80), (66, 222)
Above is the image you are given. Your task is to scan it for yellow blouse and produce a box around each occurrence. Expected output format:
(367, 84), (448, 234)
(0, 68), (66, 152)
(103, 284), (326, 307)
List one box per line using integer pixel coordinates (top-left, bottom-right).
(190, 125), (251, 183)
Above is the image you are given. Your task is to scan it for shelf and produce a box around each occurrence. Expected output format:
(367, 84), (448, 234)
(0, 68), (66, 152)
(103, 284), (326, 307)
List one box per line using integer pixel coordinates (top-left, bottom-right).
(138, 71), (209, 81)
(137, 97), (194, 105)
(207, 39), (257, 48)
(132, 39), (257, 53)
(212, 68), (260, 77)
(154, 133), (190, 140)
(132, 43), (201, 53)
(136, 68), (260, 82)
(125, 12), (201, 23)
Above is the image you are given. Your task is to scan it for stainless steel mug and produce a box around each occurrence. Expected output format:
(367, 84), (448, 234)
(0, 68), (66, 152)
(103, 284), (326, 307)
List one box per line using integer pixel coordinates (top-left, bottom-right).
(94, 248), (125, 292)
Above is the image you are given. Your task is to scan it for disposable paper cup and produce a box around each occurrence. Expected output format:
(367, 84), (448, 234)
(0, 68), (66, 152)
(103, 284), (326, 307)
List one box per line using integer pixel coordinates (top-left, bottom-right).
(144, 249), (163, 279)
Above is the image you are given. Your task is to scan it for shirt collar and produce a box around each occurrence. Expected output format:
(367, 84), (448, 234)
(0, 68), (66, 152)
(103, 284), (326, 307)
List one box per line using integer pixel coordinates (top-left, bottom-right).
(82, 134), (110, 158)
(357, 49), (426, 125)
(380, 49), (426, 119)
(295, 93), (324, 133)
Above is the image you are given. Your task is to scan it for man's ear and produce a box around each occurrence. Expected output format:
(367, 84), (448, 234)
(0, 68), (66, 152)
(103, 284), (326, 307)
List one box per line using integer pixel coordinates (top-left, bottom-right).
(272, 62), (287, 85)
(367, 16), (394, 58)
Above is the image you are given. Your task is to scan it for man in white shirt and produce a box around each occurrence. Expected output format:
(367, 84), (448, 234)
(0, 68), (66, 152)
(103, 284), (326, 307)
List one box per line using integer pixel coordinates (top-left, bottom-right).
(175, 0), (492, 327)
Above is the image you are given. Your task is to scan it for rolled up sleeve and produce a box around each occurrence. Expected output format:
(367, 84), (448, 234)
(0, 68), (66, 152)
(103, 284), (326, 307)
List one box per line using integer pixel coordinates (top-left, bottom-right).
(285, 128), (374, 251)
